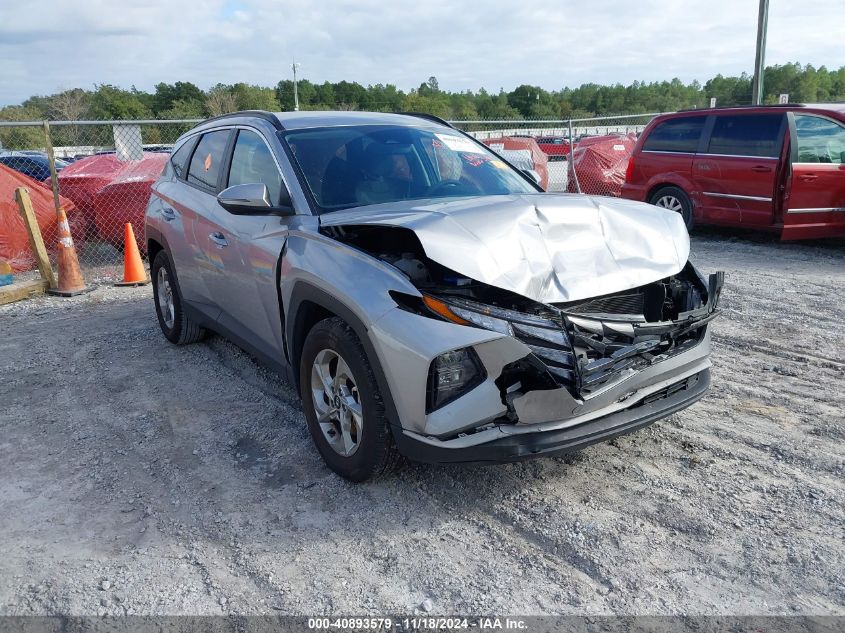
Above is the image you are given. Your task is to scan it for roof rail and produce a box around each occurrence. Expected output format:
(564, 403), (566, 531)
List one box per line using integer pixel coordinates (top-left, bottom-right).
(678, 103), (806, 112)
(198, 110), (284, 130)
(398, 112), (455, 128)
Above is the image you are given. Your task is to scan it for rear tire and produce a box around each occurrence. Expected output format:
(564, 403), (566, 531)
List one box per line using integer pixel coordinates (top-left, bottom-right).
(649, 186), (694, 231)
(299, 317), (401, 482)
(151, 250), (206, 345)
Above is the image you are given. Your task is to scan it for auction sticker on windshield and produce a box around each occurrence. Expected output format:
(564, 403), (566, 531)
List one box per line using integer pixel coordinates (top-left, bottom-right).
(435, 133), (484, 154)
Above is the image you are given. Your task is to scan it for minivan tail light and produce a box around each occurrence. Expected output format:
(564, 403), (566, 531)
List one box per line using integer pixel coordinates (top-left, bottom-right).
(625, 155), (636, 182)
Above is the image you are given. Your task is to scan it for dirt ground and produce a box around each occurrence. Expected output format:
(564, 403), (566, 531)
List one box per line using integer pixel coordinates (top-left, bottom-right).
(1, 229), (843, 617)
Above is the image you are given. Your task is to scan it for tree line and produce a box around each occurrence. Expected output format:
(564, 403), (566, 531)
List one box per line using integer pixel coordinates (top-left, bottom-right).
(2, 62), (844, 126)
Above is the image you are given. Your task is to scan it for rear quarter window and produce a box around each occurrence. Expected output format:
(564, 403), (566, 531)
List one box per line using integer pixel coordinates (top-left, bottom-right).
(642, 116), (706, 153)
(707, 114), (785, 158)
(187, 130), (231, 191)
(170, 139), (196, 179)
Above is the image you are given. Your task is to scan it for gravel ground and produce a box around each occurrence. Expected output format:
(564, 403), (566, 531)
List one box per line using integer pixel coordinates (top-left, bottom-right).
(1, 229), (843, 617)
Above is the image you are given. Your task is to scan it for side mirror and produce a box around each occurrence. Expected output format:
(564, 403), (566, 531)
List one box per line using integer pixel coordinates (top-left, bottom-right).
(521, 169), (541, 185)
(216, 183), (295, 216)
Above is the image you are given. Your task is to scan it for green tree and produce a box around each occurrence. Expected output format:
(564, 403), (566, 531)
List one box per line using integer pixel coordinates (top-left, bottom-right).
(231, 83), (280, 111)
(159, 98), (206, 119)
(88, 84), (153, 120)
(401, 92), (450, 118)
(153, 82), (205, 115)
(205, 84), (238, 116)
(0, 106), (46, 149)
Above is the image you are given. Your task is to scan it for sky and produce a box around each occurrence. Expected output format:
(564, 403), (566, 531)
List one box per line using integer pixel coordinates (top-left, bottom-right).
(0, 0), (843, 106)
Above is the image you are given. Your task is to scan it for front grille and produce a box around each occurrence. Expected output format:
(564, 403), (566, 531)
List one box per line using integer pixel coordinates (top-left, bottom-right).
(505, 309), (704, 397)
(565, 292), (645, 317)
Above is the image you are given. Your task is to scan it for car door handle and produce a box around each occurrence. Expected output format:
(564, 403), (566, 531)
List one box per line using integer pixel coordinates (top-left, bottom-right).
(161, 208), (176, 221)
(798, 174), (818, 182)
(751, 165), (772, 173)
(209, 232), (228, 248)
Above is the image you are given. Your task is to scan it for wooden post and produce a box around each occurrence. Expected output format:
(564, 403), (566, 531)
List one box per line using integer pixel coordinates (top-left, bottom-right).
(15, 187), (56, 289)
(0, 279), (49, 306)
(43, 120), (62, 215)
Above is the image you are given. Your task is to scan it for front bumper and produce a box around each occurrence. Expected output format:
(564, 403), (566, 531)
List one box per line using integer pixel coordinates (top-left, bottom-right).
(394, 368), (709, 463)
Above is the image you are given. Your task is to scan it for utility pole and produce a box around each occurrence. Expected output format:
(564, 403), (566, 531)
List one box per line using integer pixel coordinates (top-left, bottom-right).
(292, 60), (301, 111)
(751, 0), (769, 104)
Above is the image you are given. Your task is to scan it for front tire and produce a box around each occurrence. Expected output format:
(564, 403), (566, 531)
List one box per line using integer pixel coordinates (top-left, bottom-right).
(151, 250), (206, 345)
(650, 186), (694, 231)
(299, 317), (400, 482)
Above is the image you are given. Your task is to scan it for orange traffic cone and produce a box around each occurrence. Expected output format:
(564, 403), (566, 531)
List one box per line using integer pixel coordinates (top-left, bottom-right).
(115, 222), (150, 286)
(48, 207), (93, 297)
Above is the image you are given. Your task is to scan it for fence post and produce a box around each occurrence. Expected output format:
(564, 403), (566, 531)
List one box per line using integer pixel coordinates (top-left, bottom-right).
(568, 117), (581, 193)
(42, 121), (62, 215)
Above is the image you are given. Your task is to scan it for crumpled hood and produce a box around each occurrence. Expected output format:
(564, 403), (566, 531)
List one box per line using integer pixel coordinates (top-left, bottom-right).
(320, 194), (690, 303)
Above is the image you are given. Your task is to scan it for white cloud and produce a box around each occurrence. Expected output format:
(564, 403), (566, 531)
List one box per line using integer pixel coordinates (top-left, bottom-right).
(0, 0), (842, 105)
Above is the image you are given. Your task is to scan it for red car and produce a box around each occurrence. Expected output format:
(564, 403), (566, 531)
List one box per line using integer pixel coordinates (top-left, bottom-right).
(535, 136), (572, 161)
(621, 104), (845, 240)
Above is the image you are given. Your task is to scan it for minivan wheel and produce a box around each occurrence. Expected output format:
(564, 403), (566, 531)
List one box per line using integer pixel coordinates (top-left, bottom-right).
(650, 186), (694, 231)
(299, 317), (401, 482)
(151, 250), (206, 345)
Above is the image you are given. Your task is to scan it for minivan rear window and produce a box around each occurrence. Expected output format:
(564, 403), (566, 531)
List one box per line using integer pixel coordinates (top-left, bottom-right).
(642, 116), (705, 153)
(707, 114), (784, 158)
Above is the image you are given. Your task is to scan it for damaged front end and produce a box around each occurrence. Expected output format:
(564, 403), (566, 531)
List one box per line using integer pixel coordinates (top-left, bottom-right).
(323, 222), (723, 433)
(427, 263), (723, 425)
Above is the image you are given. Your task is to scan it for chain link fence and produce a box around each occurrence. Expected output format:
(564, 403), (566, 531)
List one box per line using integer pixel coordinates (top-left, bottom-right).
(455, 113), (660, 194)
(0, 119), (196, 281)
(0, 113), (661, 279)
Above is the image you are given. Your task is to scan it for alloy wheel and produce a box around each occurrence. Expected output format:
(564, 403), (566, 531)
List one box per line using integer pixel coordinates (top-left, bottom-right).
(655, 195), (684, 213)
(156, 266), (175, 329)
(310, 349), (363, 457)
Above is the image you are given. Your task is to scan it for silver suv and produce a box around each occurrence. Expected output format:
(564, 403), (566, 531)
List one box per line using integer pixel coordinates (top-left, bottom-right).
(145, 111), (722, 481)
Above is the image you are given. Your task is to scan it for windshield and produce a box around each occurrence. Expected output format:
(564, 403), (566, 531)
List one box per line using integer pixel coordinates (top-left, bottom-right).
(281, 125), (537, 213)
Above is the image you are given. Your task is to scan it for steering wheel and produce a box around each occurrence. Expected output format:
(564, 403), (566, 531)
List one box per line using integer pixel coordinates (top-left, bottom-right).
(428, 179), (469, 196)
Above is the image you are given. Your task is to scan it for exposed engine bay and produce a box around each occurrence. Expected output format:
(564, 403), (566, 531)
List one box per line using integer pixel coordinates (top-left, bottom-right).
(323, 224), (723, 422)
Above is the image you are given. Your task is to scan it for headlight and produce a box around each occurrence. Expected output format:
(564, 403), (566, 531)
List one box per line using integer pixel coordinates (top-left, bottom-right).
(426, 347), (485, 412)
(422, 294), (558, 334)
(447, 304), (512, 335)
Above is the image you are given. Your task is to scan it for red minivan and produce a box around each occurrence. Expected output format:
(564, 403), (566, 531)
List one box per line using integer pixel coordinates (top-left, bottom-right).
(621, 104), (845, 239)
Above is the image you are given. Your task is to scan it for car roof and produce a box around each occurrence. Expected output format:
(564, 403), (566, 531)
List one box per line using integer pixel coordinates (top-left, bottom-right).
(275, 110), (450, 130)
(191, 110), (452, 135)
(663, 103), (845, 119)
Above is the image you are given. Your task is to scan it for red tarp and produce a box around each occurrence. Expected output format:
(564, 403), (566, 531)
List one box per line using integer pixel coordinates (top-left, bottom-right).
(0, 164), (78, 272)
(567, 133), (637, 197)
(55, 152), (167, 247)
(91, 154), (168, 247)
(52, 153), (123, 240)
(481, 137), (550, 190)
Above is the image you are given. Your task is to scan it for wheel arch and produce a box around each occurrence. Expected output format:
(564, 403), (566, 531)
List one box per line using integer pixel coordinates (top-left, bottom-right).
(647, 180), (691, 203)
(286, 281), (403, 433)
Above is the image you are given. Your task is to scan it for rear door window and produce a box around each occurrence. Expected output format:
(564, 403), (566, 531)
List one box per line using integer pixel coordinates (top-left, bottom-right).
(187, 130), (231, 191)
(642, 116), (706, 153)
(707, 114), (784, 158)
(793, 114), (845, 164)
